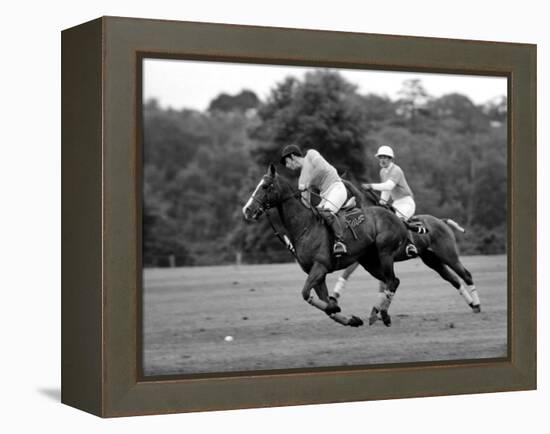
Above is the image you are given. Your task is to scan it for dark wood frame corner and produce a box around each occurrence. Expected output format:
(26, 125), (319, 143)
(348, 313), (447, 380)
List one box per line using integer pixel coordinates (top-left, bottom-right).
(61, 16), (536, 417)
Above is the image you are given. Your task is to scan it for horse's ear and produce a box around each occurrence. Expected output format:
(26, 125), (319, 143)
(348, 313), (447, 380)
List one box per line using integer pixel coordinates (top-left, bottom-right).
(268, 163), (277, 176)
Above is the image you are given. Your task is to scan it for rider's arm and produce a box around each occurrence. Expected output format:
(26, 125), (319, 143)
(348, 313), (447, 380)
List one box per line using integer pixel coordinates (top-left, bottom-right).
(298, 150), (320, 190)
(298, 152), (315, 203)
(369, 179), (396, 191)
(298, 149), (323, 190)
(380, 190), (390, 202)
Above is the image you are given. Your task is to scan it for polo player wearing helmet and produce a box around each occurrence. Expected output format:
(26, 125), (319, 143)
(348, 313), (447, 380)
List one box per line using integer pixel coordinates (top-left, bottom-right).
(280, 144), (348, 257)
(362, 145), (418, 257)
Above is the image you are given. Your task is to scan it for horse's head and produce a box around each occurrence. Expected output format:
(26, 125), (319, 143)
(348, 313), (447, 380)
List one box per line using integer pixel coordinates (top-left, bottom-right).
(242, 164), (284, 221)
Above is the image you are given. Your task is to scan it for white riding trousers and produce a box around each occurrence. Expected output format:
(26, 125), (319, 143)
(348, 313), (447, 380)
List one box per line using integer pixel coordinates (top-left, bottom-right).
(392, 195), (416, 220)
(318, 181), (347, 213)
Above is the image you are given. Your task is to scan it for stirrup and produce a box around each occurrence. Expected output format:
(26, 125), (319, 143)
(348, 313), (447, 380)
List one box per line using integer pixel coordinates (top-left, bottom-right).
(406, 244), (418, 258)
(333, 242), (347, 257)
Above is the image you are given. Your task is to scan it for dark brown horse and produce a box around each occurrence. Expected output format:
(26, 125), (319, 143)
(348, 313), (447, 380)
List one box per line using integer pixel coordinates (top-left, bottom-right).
(243, 164), (414, 327)
(242, 164), (479, 327)
(347, 188), (481, 324)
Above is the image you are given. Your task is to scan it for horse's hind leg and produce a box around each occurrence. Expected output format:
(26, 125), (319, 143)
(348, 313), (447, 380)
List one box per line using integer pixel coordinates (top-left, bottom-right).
(433, 242), (481, 312)
(359, 252), (399, 327)
(420, 250), (477, 311)
(332, 262), (360, 300)
(444, 255), (474, 286)
(446, 259), (480, 311)
(376, 254), (400, 326)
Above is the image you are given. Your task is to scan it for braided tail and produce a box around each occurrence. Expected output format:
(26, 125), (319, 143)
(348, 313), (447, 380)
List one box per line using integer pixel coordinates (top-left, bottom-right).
(444, 218), (466, 233)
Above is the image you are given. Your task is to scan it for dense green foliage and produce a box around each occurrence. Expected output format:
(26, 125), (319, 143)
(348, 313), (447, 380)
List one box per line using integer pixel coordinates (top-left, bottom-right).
(143, 71), (507, 267)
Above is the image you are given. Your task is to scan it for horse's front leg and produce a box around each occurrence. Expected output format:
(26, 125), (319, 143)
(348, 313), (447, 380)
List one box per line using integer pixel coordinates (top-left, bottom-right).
(302, 263), (363, 327)
(301, 262), (333, 311)
(313, 280), (340, 315)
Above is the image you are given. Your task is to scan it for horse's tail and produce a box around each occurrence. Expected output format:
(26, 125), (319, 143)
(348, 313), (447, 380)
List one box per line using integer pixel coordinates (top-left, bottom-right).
(444, 218), (466, 233)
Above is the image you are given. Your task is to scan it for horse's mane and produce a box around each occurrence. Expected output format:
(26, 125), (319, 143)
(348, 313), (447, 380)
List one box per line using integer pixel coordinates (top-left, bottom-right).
(275, 172), (316, 209)
(274, 172), (296, 192)
(342, 179), (365, 207)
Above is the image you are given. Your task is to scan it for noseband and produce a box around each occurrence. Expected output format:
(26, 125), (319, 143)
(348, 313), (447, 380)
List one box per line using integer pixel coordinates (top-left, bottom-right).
(249, 179), (301, 212)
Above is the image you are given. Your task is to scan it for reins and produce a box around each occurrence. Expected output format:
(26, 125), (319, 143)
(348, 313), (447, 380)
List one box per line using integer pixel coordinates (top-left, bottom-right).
(249, 187), (304, 260)
(363, 188), (410, 220)
(251, 180), (348, 260)
(362, 187), (426, 234)
(264, 210), (299, 259)
(305, 189), (333, 218)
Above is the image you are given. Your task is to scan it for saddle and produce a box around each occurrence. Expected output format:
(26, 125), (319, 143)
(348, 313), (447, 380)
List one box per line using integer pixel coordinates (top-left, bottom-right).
(377, 200), (428, 235)
(336, 197), (366, 240)
(336, 195), (428, 240)
(405, 216), (428, 234)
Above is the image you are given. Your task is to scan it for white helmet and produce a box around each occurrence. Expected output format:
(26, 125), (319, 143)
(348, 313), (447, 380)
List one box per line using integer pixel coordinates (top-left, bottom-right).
(375, 145), (394, 159)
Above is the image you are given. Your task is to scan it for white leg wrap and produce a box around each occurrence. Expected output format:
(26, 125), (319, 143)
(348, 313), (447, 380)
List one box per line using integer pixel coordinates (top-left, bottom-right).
(308, 295), (350, 326)
(333, 276), (347, 298)
(457, 284), (474, 305)
(307, 295), (328, 311)
(375, 290), (393, 311)
(468, 285), (480, 306)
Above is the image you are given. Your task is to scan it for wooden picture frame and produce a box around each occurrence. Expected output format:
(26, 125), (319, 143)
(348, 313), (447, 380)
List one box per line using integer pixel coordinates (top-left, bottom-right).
(61, 16), (536, 417)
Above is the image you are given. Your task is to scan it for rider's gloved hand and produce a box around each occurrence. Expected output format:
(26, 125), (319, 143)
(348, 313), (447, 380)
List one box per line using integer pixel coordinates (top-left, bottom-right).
(361, 183), (372, 190)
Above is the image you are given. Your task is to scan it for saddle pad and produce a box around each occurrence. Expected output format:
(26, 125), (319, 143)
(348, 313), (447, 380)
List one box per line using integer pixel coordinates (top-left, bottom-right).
(343, 208), (366, 229)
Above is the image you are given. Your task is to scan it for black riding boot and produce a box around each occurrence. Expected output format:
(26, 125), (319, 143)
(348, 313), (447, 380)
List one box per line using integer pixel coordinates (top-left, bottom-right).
(320, 210), (347, 256)
(405, 230), (418, 258)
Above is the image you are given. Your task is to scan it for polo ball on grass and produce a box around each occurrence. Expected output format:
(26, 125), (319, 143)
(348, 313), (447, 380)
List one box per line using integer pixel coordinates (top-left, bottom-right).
(224, 336), (234, 342)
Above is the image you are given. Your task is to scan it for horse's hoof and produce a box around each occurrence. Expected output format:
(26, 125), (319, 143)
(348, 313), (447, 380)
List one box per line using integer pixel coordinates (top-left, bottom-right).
(471, 304), (481, 313)
(368, 308), (379, 326)
(348, 315), (364, 328)
(381, 310), (392, 327)
(325, 299), (341, 315)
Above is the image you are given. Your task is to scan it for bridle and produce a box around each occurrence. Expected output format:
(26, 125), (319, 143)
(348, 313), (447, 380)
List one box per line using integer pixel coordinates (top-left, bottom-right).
(248, 177), (302, 213)
(247, 176), (304, 260)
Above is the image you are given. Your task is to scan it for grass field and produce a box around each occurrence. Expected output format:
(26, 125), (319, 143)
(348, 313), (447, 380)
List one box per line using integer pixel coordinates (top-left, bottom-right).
(142, 255), (507, 376)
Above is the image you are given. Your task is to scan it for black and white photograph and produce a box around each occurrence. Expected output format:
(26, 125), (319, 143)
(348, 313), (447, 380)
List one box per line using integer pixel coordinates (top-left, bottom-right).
(2, 0), (546, 430)
(141, 59), (508, 377)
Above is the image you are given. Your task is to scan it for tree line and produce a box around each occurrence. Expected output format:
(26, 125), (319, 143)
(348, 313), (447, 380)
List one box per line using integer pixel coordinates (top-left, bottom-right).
(143, 71), (507, 267)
